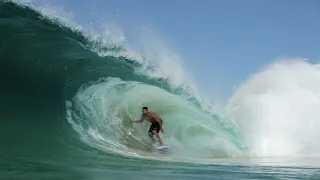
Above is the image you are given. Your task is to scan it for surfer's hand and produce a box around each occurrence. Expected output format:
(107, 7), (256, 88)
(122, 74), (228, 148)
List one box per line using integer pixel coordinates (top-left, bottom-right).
(161, 128), (164, 134)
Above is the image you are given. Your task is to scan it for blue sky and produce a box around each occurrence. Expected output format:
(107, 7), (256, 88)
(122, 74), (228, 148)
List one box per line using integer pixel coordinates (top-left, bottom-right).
(59, 0), (320, 103)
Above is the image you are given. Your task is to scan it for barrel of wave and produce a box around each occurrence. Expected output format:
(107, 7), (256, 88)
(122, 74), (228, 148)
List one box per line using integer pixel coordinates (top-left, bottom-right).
(68, 77), (240, 158)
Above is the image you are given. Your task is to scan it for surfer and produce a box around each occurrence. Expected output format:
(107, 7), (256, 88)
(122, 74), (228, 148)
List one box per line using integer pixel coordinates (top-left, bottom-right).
(131, 107), (165, 146)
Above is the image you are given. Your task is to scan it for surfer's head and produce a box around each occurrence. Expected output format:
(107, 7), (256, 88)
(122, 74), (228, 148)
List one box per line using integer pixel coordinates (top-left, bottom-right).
(142, 106), (148, 114)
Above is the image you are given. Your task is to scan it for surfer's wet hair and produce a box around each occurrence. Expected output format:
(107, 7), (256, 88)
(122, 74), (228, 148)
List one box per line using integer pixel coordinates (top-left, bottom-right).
(142, 107), (148, 110)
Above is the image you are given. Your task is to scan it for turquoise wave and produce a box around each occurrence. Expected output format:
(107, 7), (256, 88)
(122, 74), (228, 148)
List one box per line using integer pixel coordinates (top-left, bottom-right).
(0, 1), (247, 165)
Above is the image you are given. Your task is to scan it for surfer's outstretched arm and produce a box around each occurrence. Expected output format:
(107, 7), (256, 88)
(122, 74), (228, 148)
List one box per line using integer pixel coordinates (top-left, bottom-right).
(131, 114), (144, 123)
(131, 119), (143, 123)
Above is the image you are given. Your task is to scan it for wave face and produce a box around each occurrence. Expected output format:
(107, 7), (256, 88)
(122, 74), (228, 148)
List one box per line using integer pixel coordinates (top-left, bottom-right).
(0, 1), (246, 165)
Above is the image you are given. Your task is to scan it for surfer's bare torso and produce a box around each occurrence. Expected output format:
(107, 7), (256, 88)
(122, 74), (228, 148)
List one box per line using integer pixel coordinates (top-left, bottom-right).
(142, 112), (162, 124)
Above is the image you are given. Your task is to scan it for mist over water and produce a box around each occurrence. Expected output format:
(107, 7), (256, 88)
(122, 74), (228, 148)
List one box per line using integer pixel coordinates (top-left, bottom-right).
(227, 60), (320, 157)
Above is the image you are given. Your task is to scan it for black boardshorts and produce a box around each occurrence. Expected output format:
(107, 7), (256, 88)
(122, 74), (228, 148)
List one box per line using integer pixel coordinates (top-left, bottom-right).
(148, 120), (162, 135)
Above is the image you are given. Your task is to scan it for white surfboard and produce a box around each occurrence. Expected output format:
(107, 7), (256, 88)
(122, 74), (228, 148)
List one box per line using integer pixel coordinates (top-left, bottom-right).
(153, 144), (169, 150)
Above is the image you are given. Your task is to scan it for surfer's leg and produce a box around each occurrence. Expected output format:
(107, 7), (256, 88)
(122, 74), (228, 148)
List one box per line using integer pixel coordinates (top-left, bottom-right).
(148, 132), (155, 142)
(148, 124), (156, 142)
(152, 130), (163, 146)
